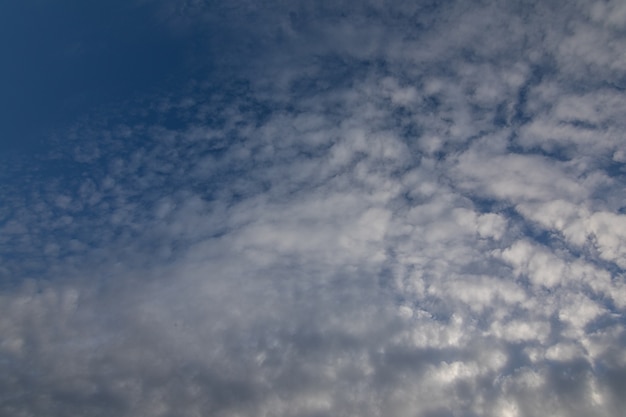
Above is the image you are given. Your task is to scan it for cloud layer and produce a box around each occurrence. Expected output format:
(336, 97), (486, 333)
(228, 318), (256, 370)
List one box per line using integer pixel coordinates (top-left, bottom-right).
(1, 0), (626, 416)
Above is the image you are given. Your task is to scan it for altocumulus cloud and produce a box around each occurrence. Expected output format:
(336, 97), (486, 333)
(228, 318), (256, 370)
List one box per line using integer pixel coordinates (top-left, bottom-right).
(1, 0), (626, 416)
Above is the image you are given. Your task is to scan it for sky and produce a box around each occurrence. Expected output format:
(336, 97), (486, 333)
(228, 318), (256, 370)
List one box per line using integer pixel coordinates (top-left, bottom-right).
(1, 0), (626, 416)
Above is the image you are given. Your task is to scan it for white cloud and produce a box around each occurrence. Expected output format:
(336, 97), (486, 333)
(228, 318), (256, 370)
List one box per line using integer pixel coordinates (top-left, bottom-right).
(1, 0), (625, 416)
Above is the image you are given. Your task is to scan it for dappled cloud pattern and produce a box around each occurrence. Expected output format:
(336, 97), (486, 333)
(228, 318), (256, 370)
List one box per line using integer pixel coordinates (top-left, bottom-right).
(1, 0), (626, 416)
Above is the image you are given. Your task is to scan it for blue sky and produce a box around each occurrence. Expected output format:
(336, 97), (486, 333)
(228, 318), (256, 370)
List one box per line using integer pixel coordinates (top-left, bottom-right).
(0, 1), (201, 152)
(2, 1), (626, 416)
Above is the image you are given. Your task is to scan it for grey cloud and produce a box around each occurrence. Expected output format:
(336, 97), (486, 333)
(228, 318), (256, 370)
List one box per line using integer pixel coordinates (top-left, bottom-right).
(2, 0), (626, 416)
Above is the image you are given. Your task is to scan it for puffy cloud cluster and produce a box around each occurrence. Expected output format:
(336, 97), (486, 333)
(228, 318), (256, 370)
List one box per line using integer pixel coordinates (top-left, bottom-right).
(1, 0), (626, 416)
